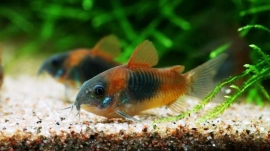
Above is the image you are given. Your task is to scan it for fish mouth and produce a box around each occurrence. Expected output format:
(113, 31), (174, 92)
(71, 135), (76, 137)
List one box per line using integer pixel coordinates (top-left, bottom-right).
(37, 60), (53, 76)
(37, 63), (65, 80)
(37, 63), (46, 76)
(73, 104), (81, 120)
(73, 99), (81, 113)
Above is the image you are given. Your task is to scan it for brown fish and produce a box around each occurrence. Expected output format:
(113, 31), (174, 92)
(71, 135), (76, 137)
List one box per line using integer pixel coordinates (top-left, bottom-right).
(38, 35), (121, 99)
(70, 40), (227, 121)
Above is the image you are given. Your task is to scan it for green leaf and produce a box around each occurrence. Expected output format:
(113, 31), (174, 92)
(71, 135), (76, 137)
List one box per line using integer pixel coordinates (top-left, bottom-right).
(210, 42), (231, 58)
(230, 85), (240, 91)
(238, 25), (270, 33)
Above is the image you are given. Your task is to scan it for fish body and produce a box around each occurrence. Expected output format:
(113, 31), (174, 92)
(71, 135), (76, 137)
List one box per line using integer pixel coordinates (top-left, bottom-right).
(38, 35), (121, 88)
(77, 66), (187, 118)
(73, 40), (227, 121)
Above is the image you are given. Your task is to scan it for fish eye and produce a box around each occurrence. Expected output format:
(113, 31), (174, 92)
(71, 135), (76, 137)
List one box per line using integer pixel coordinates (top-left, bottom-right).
(94, 85), (105, 96)
(51, 58), (61, 66)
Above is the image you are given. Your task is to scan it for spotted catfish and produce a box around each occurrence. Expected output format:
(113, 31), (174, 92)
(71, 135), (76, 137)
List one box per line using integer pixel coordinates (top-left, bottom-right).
(70, 40), (227, 121)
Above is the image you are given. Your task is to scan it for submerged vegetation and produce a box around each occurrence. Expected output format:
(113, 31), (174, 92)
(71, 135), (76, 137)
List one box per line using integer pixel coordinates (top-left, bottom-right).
(154, 25), (270, 124)
(2, 1), (268, 68)
(153, 1), (270, 123)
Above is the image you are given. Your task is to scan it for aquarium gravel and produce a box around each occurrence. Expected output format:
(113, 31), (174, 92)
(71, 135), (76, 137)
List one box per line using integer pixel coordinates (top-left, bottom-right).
(0, 76), (270, 150)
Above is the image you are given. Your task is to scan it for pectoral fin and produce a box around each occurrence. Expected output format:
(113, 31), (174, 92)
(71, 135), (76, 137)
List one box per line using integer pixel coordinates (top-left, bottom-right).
(115, 110), (140, 122)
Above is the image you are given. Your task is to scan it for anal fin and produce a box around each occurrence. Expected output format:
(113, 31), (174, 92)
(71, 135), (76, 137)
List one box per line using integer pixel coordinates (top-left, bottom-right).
(167, 95), (189, 113)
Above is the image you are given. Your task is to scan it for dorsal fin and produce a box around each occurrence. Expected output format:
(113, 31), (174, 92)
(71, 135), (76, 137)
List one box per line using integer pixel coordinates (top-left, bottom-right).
(127, 40), (158, 68)
(92, 35), (121, 58)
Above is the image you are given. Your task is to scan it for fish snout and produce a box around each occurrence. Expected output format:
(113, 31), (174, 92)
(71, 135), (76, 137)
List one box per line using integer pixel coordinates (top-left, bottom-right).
(37, 62), (47, 76)
(74, 85), (92, 108)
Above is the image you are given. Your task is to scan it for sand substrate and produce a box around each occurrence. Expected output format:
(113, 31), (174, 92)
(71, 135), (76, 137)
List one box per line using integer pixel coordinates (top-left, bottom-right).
(0, 76), (270, 150)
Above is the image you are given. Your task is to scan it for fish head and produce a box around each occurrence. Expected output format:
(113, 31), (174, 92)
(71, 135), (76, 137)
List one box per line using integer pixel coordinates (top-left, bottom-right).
(38, 34), (121, 86)
(73, 67), (127, 117)
(38, 52), (69, 80)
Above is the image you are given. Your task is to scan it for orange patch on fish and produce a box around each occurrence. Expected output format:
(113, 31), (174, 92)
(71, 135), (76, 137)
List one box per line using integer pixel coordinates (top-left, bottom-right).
(64, 49), (90, 68)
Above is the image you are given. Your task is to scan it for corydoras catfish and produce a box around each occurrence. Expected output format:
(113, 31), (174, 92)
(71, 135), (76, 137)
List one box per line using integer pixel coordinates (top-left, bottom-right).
(38, 35), (121, 100)
(70, 40), (227, 121)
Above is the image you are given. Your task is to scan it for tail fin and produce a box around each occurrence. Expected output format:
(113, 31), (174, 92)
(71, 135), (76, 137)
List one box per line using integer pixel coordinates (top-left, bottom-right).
(184, 54), (228, 99)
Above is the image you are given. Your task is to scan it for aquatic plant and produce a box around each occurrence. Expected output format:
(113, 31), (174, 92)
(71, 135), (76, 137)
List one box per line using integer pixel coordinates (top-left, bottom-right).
(0, 1), (249, 67)
(154, 25), (270, 124)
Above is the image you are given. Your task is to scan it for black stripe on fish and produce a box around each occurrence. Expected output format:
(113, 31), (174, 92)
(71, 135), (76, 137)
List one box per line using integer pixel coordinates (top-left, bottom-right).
(127, 70), (160, 102)
(75, 56), (118, 82)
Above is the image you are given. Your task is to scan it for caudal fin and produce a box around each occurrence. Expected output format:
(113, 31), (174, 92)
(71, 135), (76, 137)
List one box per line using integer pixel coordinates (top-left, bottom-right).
(184, 54), (228, 99)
